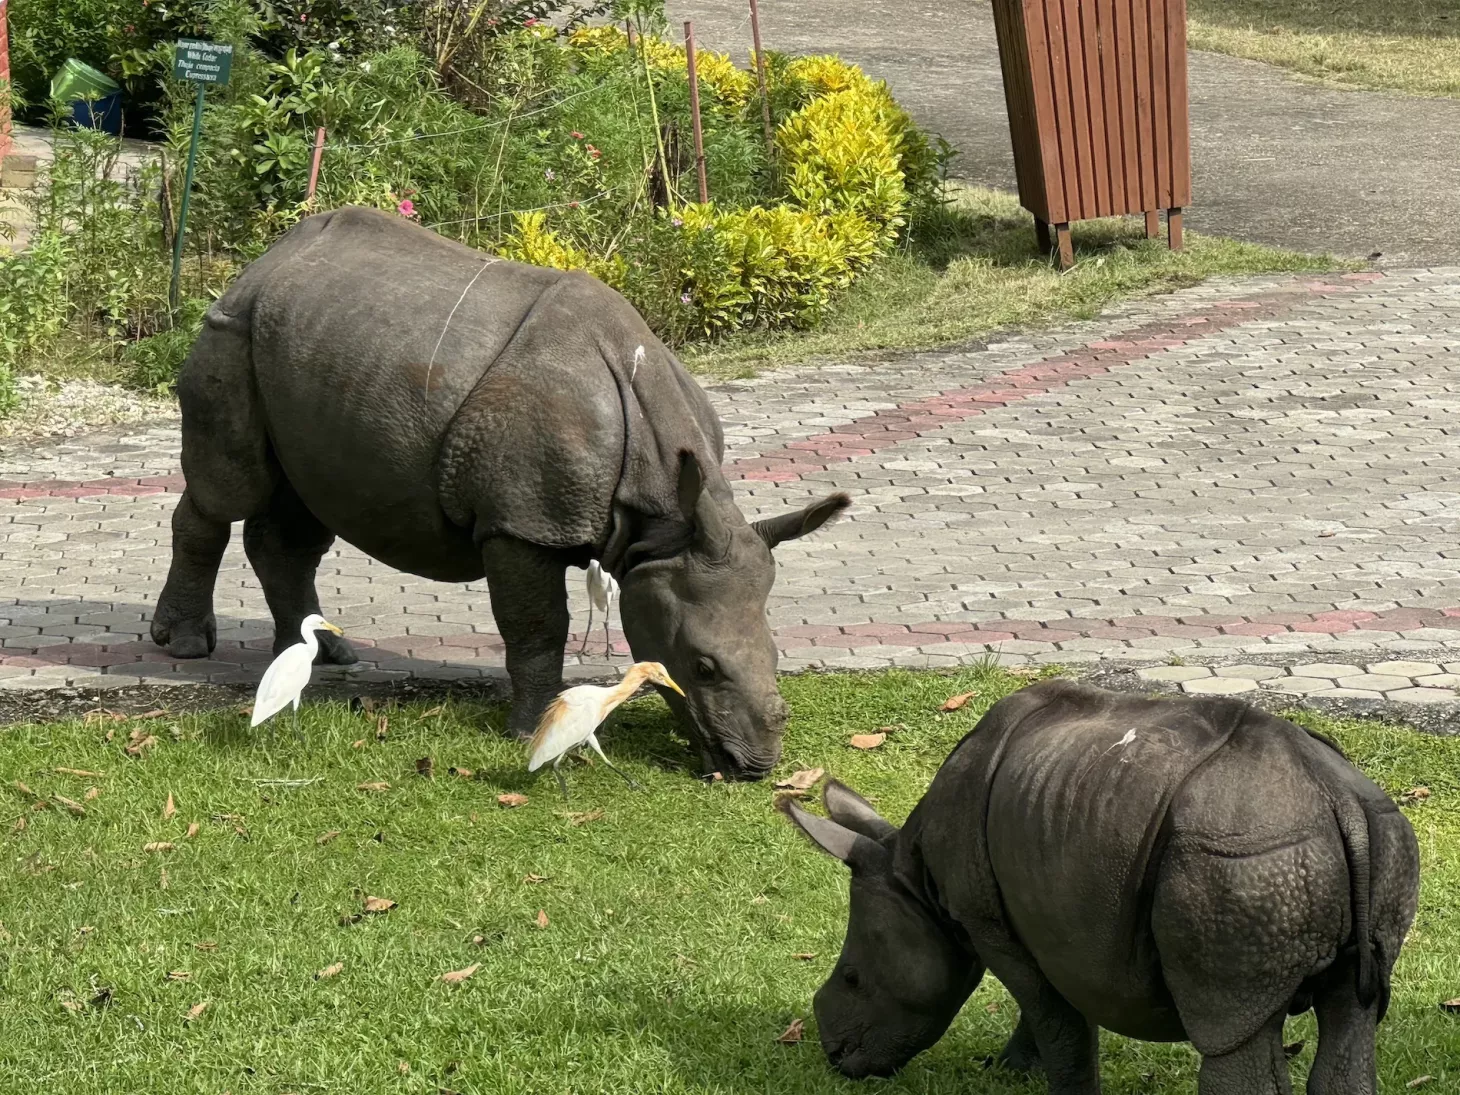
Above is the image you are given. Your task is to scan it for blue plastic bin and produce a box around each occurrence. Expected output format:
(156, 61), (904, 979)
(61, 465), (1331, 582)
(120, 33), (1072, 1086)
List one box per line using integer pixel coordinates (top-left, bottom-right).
(69, 92), (123, 136)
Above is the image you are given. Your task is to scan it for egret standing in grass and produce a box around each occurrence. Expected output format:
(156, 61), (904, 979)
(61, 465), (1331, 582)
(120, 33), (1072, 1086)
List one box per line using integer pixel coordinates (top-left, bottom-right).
(580, 559), (618, 656)
(527, 661), (684, 798)
(251, 614), (344, 739)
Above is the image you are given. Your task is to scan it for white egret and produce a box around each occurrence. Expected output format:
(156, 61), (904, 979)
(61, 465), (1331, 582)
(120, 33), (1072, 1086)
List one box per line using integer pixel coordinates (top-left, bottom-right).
(580, 558), (619, 656)
(250, 614), (344, 738)
(527, 661), (684, 798)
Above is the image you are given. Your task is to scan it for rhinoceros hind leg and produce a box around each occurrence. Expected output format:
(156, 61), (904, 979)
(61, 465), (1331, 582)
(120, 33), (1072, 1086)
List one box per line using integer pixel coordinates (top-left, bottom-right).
(481, 536), (569, 740)
(243, 483), (357, 665)
(1195, 1009), (1292, 1095)
(1304, 954), (1377, 1095)
(153, 490), (230, 658)
(994, 1012), (1041, 1073)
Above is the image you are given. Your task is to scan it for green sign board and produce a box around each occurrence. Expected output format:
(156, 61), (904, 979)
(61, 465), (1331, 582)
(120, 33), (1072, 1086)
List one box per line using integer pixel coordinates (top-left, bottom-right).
(173, 39), (234, 85)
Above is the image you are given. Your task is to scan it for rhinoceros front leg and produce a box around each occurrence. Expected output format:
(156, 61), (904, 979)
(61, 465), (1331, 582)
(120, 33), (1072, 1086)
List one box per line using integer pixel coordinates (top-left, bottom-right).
(1196, 1010), (1292, 1095)
(481, 537), (570, 739)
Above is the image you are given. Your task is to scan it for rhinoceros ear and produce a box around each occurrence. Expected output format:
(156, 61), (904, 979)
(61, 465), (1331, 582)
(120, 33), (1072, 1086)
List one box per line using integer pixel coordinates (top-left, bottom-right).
(677, 450), (731, 559)
(824, 780), (898, 843)
(778, 797), (886, 868)
(754, 493), (851, 550)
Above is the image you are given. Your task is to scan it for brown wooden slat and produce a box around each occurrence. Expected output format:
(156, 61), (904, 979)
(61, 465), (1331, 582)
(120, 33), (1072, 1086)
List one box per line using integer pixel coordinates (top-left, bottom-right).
(1046, 0), (1084, 221)
(1149, 0), (1172, 209)
(1060, 0), (1097, 219)
(1167, 0), (1192, 205)
(1079, 0), (1111, 215)
(1112, 0), (1139, 216)
(1129, 0), (1156, 213)
(1095, 0), (1125, 212)
(1025, 0), (1070, 223)
(994, 0), (1038, 216)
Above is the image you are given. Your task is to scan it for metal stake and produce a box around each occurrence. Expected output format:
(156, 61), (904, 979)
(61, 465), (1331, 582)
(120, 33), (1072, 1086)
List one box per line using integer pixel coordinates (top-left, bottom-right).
(168, 82), (205, 313)
(748, 0), (774, 160)
(684, 21), (709, 204)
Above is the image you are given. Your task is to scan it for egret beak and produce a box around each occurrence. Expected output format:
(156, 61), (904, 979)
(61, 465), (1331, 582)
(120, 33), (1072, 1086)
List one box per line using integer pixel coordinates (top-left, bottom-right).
(660, 675), (686, 697)
(319, 621), (344, 636)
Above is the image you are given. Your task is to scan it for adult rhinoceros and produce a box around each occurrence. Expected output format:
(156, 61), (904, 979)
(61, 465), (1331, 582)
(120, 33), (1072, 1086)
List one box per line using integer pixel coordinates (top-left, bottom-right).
(152, 206), (848, 779)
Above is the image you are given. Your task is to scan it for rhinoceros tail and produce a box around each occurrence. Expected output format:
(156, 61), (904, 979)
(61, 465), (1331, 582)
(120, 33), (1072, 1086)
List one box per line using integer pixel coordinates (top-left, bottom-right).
(1332, 788), (1378, 1009)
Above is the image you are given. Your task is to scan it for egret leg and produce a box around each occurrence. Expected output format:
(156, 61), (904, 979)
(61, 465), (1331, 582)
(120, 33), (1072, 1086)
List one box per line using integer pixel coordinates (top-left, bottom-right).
(552, 754), (570, 800)
(586, 732), (641, 791)
(603, 612), (612, 658)
(292, 698), (301, 742)
(580, 601), (594, 656)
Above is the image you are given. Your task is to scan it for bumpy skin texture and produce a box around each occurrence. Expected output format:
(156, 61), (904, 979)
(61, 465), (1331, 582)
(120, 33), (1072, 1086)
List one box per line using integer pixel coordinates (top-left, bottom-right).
(152, 207), (848, 778)
(787, 681), (1421, 1094)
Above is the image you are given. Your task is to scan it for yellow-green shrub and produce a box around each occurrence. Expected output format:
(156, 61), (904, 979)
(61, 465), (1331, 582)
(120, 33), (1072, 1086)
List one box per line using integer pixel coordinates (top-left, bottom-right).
(567, 25), (755, 108)
(498, 211), (627, 287)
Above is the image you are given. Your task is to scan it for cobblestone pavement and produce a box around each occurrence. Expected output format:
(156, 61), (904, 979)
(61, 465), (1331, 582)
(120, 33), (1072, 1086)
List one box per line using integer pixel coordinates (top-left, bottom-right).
(4, 268), (1460, 719)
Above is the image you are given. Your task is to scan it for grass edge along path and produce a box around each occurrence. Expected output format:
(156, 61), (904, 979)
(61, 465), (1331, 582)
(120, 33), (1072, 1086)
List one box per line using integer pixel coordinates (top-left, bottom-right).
(1, 667), (1455, 1093)
(684, 186), (1347, 378)
(1187, 0), (1460, 99)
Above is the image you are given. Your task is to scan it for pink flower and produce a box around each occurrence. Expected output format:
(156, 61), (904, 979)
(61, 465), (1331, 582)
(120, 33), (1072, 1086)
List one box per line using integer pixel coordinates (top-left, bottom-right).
(524, 17), (539, 26)
(568, 201), (580, 209)
(300, 12), (308, 20)
(397, 199), (417, 218)
(571, 131), (584, 140)
(586, 144), (601, 160)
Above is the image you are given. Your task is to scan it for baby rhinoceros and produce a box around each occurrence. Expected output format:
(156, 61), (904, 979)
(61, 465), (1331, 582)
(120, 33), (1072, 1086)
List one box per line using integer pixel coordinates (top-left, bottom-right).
(782, 680), (1420, 1095)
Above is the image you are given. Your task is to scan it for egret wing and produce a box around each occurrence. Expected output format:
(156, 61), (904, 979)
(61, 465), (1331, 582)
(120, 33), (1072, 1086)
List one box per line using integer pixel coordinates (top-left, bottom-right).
(527, 687), (607, 771)
(251, 645), (312, 727)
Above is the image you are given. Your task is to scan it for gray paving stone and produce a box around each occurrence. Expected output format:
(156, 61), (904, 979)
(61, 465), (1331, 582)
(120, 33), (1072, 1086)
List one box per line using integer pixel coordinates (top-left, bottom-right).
(1336, 674), (1414, 693)
(1385, 687), (1458, 705)
(1136, 666), (1214, 683)
(1368, 660), (1444, 678)
(1264, 677), (1337, 695)
(1181, 677), (1258, 696)
(1212, 664), (1286, 681)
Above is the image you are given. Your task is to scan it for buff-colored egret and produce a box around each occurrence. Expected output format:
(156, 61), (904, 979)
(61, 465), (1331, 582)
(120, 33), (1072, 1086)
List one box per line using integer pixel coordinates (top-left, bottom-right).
(581, 559), (618, 656)
(527, 661), (684, 798)
(250, 614), (344, 738)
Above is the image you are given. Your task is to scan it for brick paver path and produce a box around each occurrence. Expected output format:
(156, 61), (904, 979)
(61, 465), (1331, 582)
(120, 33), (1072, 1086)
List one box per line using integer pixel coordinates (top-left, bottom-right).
(5, 268), (1460, 707)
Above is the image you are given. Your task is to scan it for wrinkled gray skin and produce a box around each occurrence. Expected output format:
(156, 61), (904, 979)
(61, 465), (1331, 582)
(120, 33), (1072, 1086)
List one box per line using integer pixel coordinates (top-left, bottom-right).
(784, 680), (1420, 1094)
(152, 206), (848, 779)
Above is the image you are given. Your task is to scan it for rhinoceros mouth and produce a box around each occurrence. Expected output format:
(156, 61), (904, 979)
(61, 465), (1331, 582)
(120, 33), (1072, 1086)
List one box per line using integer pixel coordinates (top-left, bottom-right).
(698, 744), (773, 782)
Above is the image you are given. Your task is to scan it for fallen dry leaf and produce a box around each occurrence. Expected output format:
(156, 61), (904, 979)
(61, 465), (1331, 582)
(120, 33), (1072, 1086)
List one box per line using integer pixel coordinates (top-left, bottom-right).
(53, 795), (86, 817)
(774, 768), (825, 792)
(375, 714), (389, 741)
(186, 1000), (210, 1021)
(164, 793), (176, 819)
(398, 1061), (410, 1075)
(55, 767), (104, 778)
(567, 808), (604, 826)
(1318, 529), (1336, 538)
(363, 896), (397, 914)
(59, 994), (84, 1014)
(185, 822), (201, 839)
(777, 1019), (805, 1044)
(440, 963), (480, 985)
(135, 709), (167, 720)
(985, 1002), (1000, 1014)
(940, 691), (976, 712)
(1408, 1078), (1434, 1089)
(523, 874), (549, 884)
(84, 787), (100, 801)
(1442, 998), (1460, 1014)
(83, 709), (126, 725)
(1401, 786), (1433, 805)
(351, 739), (366, 749)
(166, 970), (191, 982)
(415, 756), (434, 778)
(535, 909), (549, 929)
(790, 953), (817, 961)
(421, 706), (444, 718)
(11, 816), (25, 833)
(315, 962), (344, 981)
(125, 732), (159, 757)
(237, 703), (253, 717)
(708, 771), (724, 782)
(316, 830), (340, 845)
(194, 941), (218, 952)
(849, 733), (886, 750)
(160, 868), (170, 890)
(143, 842), (175, 854)
(449, 766), (475, 779)
(356, 781), (390, 793)
(12, 780), (37, 799)
(497, 793), (528, 808)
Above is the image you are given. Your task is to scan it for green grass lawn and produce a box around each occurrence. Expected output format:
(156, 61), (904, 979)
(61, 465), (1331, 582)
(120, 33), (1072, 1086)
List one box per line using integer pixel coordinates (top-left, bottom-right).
(2, 670), (1455, 1093)
(1188, 0), (1460, 97)
(684, 186), (1345, 377)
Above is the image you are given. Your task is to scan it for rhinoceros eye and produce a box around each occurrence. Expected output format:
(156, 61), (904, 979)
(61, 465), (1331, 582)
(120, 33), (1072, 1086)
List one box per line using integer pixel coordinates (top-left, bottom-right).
(842, 965), (860, 989)
(695, 656), (718, 683)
